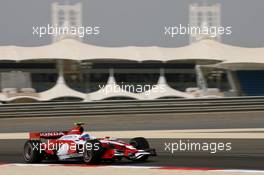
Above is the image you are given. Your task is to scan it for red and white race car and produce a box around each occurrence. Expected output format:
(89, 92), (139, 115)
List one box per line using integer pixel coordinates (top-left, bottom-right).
(23, 123), (156, 164)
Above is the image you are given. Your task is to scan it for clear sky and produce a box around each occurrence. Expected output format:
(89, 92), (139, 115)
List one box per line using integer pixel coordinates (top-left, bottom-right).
(0, 0), (263, 47)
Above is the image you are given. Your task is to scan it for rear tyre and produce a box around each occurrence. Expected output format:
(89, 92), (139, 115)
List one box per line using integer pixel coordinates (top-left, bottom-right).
(129, 137), (150, 161)
(23, 140), (42, 163)
(83, 139), (104, 164)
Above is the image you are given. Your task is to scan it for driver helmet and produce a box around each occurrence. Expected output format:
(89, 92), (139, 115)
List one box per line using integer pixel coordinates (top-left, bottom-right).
(80, 132), (90, 140)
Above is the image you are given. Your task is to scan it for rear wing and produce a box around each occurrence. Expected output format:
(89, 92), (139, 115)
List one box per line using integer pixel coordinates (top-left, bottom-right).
(29, 131), (68, 140)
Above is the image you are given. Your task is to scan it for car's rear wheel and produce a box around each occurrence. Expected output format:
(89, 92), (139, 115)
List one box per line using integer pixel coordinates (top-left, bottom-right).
(23, 140), (43, 163)
(83, 139), (104, 164)
(129, 137), (150, 161)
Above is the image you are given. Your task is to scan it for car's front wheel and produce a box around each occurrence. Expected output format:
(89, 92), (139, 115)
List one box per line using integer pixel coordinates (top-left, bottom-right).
(129, 137), (150, 161)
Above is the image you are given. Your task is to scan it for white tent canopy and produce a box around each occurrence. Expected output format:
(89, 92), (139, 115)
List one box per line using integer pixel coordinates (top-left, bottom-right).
(0, 39), (263, 102)
(0, 38), (263, 63)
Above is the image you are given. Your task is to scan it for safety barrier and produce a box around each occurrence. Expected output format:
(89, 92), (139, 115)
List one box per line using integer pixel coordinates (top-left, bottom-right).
(0, 96), (264, 118)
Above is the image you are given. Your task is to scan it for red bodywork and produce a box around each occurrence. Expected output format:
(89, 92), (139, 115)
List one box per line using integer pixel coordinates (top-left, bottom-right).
(29, 126), (140, 160)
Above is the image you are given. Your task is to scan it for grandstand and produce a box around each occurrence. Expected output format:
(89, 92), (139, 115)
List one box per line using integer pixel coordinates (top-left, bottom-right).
(0, 38), (263, 102)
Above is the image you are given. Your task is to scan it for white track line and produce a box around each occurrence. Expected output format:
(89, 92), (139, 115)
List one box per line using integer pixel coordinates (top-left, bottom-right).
(1, 129), (264, 139)
(214, 169), (264, 173)
(1, 164), (264, 173)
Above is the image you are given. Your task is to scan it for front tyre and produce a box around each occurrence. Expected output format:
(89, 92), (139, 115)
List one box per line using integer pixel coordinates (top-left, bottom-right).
(129, 137), (150, 161)
(23, 140), (42, 163)
(83, 139), (104, 164)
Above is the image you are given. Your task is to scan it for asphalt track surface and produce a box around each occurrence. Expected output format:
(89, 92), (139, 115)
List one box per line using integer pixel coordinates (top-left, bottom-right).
(0, 111), (264, 170)
(0, 139), (264, 170)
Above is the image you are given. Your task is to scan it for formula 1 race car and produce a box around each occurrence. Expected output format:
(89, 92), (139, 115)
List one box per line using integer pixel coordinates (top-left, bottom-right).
(23, 122), (156, 164)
